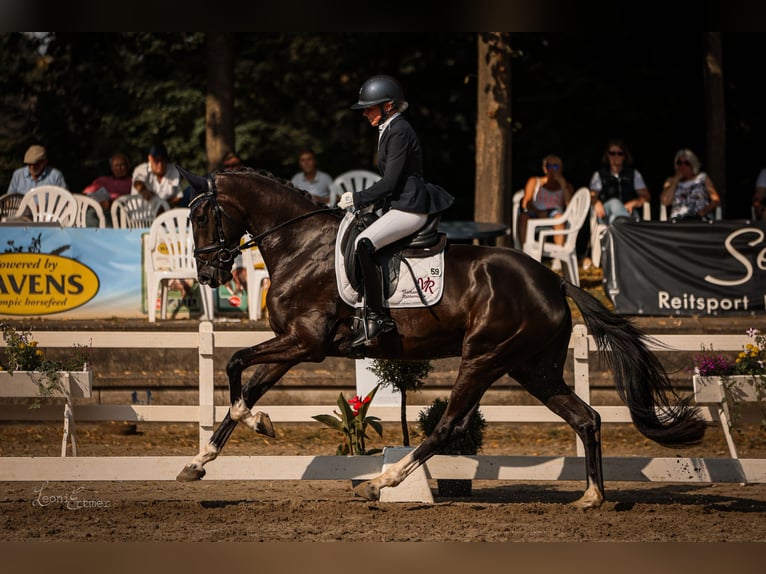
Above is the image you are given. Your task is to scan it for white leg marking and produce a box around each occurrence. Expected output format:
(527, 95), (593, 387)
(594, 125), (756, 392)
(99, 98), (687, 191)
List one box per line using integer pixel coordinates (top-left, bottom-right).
(369, 452), (420, 490)
(191, 442), (220, 468)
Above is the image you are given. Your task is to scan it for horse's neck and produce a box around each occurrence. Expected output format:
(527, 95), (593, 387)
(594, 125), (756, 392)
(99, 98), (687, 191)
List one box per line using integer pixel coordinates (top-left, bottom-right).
(256, 211), (339, 275)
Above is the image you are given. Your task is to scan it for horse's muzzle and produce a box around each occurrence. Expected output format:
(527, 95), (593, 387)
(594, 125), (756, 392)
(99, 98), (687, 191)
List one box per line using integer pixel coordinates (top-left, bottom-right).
(197, 264), (232, 288)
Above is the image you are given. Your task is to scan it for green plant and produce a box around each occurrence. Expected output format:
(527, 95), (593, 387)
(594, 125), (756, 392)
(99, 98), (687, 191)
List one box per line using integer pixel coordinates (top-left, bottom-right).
(417, 398), (486, 456)
(1, 323), (92, 405)
(368, 359), (433, 446)
(312, 385), (383, 455)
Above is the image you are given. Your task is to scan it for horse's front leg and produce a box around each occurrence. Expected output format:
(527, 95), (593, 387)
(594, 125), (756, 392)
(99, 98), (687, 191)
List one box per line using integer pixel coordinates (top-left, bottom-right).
(177, 333), (321, 482)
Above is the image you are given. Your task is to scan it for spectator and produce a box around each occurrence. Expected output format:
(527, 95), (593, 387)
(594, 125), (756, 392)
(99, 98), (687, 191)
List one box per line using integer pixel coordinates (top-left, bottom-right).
(82, 152), (132, 223)
(753, 167), (766, 221)
(660, 148), (721, 221)
(290, 148), (333, 204)
(6, 145), (68, 195)
(517, 153), (574, 270)
(131, 143), (184, 207)
(221, 151), (244, 169)
(584, 139), (650, 269)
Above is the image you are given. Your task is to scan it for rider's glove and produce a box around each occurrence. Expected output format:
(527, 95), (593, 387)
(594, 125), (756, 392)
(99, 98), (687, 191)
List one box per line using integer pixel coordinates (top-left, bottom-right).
(338, 191), (354, 210)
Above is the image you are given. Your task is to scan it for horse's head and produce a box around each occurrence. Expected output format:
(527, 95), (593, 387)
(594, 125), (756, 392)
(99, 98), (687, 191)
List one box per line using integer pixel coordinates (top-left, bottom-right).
(180, 165), (246, 288)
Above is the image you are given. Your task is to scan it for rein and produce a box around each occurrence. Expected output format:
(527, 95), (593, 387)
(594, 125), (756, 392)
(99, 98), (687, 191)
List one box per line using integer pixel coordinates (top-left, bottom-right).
(190, 178), (337, 265)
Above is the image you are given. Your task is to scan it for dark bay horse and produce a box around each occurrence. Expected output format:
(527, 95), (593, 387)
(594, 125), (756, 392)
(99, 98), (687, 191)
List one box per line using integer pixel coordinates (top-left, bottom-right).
(176, 166), (705, 509)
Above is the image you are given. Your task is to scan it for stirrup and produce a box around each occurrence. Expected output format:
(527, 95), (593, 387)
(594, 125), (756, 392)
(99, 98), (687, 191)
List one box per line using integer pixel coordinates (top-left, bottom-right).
(351, 311), (394, 347)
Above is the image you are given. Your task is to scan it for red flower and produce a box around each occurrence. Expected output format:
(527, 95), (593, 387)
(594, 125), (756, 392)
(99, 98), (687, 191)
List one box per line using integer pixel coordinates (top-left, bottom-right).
(348, 395), (371, 416)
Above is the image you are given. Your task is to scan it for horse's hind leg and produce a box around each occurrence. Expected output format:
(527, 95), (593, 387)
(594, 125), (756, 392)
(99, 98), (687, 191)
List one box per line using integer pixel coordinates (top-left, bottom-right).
(543, 389), (604, 509)
(354, 366), (493, 501)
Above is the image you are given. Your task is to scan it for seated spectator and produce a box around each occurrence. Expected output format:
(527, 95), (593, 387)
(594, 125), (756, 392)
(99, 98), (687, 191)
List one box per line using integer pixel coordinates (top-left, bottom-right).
(589, 139), (650, 224)
(222, 151), (244, 169)
(7, 145), (68, 195)
(518, 154), (574, 254)
(82, 152), (132, 224)
(131, 143), (184, 207)
(290, 148), (333, 204)
(584, 139), (650, 269)
(660, 148), (721, 221)
(753, 167), (766, 221)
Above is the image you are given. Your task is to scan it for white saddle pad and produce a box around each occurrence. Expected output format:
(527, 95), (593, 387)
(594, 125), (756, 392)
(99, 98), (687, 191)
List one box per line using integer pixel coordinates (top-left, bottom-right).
(335, 212), (445, 309)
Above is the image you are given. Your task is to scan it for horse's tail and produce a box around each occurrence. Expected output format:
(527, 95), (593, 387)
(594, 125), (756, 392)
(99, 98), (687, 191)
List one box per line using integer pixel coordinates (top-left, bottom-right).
(563, 282), (706, 447)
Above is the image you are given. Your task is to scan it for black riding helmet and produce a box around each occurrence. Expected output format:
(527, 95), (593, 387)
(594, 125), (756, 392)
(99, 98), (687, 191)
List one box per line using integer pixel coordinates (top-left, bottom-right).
(350, 75), (405, 111)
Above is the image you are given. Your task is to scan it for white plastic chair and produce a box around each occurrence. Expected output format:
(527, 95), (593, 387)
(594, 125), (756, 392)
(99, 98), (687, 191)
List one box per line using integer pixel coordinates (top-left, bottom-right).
(0, 193), (24, 221)
(511, 189), (525, 249)
(111, 194), (169, 228)
(14, 186), (78, 226)
(143, 208), (215, 322)
(328, 170), (381, 207)
(240, 243), (270, 321)
(74, 193), (106, 228)
(522, 187), (591, 286)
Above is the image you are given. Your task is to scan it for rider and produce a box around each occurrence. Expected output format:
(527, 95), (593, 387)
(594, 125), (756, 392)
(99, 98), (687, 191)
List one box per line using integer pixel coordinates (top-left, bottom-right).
(338, 74), (454, 347)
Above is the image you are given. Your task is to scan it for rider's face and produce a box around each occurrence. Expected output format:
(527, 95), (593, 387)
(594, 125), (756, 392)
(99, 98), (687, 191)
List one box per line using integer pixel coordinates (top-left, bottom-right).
(362, 104), (383, 126)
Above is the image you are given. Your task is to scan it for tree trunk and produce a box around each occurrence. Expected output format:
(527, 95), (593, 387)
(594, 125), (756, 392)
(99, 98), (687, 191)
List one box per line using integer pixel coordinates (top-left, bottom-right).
(474, 33), (512, 246)
(400, 389), (410, 447)
(206, 33), (235, 172)
(704, 32), (726, 216)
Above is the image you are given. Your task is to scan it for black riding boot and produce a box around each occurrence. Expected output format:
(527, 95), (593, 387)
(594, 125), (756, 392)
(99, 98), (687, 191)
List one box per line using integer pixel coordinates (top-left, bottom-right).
(352, 238), (395, 347)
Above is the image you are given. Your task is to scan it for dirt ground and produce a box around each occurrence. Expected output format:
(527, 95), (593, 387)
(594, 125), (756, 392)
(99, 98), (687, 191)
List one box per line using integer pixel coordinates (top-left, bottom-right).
(1, 419), (765, 543)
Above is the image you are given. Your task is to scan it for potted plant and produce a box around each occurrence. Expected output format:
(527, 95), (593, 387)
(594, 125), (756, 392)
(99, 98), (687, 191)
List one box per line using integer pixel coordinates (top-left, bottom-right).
(417, 397), (486, 497)
(692, 328), (765, 430)
(0, 323), (92, 406)
(367, 359), (433, 446)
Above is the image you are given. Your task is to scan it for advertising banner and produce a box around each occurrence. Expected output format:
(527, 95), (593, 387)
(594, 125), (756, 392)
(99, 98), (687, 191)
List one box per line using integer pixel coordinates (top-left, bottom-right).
(601, 218), (766, 316)
(0, 226), (242, 319)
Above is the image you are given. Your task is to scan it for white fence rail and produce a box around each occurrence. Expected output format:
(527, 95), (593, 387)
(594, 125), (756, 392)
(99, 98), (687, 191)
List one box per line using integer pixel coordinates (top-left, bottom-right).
(1, 322), (764, 485)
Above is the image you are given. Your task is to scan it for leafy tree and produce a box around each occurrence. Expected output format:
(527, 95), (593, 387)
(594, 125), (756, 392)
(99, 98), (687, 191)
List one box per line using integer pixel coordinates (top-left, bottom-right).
(368, 359), (433, 446)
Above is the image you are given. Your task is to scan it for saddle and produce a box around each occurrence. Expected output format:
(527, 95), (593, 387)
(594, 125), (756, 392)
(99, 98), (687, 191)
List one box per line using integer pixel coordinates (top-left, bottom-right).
(340, 210), (447, 299)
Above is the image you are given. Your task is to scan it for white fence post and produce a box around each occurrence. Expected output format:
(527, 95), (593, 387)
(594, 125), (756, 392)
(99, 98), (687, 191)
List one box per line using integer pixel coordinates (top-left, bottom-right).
(572, 324), (590, 456)
(198, 321), (215, 448)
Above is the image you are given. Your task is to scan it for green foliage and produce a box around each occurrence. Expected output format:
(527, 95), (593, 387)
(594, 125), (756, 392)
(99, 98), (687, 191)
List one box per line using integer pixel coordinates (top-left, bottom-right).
(312, 385), (383, 456)
(417, 398), (486, 455)
(1, 323), (92, 406)
(367, 359), (433, 394)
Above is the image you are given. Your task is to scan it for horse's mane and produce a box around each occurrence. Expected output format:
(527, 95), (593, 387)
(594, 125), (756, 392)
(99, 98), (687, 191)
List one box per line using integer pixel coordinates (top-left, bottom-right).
(218, 166), (330, 208)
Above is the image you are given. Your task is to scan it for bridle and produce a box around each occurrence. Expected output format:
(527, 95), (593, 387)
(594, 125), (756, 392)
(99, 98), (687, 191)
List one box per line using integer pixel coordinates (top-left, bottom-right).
(189, 176), (334, 269)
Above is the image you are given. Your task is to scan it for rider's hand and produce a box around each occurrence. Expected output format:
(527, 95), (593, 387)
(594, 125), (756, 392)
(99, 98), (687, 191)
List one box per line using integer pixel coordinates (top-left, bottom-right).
(338, 191), (354, 210)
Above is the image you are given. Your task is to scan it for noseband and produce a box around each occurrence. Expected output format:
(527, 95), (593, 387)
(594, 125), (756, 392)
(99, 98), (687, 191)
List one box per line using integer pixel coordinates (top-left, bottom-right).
(190, 176), (334, 269)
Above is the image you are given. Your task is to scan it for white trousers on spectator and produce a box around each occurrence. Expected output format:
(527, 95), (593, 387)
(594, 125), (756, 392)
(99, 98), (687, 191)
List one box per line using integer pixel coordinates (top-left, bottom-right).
(355, 209), (428, 251)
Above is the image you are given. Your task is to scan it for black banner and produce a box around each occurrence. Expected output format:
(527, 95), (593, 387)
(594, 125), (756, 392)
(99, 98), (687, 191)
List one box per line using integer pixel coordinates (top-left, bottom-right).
(601, 218), (766, 316)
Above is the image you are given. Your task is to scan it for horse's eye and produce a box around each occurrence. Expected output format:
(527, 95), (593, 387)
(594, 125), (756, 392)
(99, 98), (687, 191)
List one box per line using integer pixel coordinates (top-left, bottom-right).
(195, 214), (208, 225)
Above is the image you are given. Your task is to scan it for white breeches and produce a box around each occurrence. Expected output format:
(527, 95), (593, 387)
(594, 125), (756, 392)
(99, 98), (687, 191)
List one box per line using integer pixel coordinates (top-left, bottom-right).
(355, 209), (429, 250)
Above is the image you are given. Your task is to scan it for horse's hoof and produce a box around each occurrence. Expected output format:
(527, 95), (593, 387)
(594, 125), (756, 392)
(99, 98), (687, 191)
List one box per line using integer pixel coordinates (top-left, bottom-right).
(254, 411), (276, 438)
(353, 480), (380, 501)
(569, 495), (603, 510)
(176, 465), (206, 482)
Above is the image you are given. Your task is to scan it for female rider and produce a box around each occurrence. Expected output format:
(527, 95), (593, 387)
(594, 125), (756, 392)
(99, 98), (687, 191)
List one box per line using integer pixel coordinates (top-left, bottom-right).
(338, 75), (454, 347)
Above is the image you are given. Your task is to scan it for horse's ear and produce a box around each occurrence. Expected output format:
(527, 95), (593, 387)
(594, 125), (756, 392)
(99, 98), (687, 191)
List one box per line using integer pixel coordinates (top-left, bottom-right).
(176, 165), (210, 194)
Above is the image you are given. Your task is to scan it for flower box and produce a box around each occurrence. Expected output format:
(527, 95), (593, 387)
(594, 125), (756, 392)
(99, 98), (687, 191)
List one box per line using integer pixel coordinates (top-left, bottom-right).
(0, 370), (93, 398)
(692, 374), (762, 404)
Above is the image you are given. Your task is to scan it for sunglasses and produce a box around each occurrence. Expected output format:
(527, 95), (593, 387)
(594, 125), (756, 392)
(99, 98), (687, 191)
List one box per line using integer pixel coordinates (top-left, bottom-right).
(545, 163), (560, 170)
(676, 160), (691, 166)
(607, 150), (625, 156)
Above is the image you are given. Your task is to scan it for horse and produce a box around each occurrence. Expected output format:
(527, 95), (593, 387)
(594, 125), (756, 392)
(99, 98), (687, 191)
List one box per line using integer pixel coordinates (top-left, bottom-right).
(176, 166), (705, 509)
